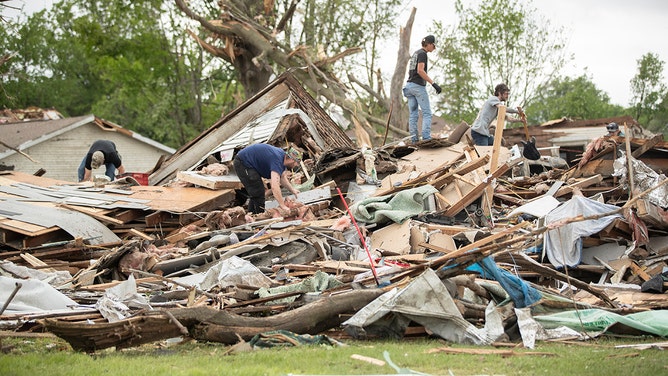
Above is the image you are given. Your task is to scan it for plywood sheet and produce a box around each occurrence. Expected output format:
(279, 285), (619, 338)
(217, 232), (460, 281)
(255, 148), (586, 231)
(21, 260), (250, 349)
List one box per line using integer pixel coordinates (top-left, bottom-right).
(401, 143), (465, 173)
(115, 185), (236, 213)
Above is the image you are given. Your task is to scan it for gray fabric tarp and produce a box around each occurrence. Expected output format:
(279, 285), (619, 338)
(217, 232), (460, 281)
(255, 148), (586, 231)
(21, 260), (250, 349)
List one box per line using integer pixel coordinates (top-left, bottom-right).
(0, 276), (77, 314)
(342, 268), (504, 345)
(543, 195), (623, 268)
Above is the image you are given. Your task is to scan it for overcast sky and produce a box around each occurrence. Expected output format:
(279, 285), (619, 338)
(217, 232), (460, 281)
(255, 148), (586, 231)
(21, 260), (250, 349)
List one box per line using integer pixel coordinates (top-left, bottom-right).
(5, 0), (668, 107)
(401, 0), (668, 106)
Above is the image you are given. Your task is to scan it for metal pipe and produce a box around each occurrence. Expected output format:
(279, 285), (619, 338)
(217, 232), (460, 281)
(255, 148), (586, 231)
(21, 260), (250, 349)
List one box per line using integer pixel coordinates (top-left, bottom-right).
(336, 187), (380, 285)
(0, 282), (22, 316)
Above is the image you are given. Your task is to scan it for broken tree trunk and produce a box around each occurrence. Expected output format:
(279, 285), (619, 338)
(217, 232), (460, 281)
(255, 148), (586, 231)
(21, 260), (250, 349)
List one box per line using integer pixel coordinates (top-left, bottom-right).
(41, 288), (386, 352)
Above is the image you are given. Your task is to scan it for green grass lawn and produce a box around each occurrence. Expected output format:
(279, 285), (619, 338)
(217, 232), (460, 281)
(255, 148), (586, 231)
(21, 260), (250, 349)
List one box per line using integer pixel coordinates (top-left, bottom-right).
(1, 335), (666, 376)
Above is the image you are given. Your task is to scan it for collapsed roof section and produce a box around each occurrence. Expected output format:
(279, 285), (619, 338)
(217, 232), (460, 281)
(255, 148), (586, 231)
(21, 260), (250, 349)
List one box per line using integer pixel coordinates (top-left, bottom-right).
(149, 72), (354, 186)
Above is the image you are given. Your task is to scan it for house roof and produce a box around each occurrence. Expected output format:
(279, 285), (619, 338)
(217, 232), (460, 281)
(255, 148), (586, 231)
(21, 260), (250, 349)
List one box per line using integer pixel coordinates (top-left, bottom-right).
(0, 114), (175, 160)
(149, 72), (354, 185)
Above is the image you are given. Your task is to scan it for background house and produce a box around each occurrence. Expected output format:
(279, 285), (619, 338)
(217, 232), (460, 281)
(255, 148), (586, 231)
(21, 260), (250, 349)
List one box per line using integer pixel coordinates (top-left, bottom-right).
(502, 115), (649, 164)
(0, 109), (175, 182)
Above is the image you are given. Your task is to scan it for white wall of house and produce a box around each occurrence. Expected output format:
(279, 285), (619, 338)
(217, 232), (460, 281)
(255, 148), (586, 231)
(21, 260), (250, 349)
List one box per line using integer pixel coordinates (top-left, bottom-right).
(3, 125), (172, 182)
(546, 126), (606, 148)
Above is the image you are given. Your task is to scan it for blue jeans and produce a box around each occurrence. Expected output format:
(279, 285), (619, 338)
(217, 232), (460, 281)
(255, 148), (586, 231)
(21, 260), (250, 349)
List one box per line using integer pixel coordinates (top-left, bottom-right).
(78, 157), (117, 182)
(471, 130), (494, 146)
(403, 82), (432, 142)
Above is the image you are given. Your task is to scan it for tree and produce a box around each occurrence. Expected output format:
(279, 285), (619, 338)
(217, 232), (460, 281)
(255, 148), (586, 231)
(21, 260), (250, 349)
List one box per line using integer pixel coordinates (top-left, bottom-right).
(430, 21), (478, 123)
(174, 0), (402, 143)
(526, 74), (624, 124)
(630, 52), (666, 125)
(647, 91), (668, 137)
(433, 0), (571, 123)
(0, 0), (235, 148)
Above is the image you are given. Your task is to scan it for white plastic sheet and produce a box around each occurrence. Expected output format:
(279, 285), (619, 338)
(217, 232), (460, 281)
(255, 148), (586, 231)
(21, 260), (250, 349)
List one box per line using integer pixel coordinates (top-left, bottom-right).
(0, 276), (77, 314)
(544, 195), (623, 268)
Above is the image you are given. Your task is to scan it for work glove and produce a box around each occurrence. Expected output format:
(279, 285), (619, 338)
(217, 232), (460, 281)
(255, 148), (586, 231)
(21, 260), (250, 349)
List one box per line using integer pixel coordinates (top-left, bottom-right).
(431, 82), (442, 94)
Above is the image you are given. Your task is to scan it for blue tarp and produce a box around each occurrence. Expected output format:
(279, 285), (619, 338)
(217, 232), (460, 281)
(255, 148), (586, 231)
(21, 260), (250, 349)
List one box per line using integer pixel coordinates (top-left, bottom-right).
(467, 256), (542, 308)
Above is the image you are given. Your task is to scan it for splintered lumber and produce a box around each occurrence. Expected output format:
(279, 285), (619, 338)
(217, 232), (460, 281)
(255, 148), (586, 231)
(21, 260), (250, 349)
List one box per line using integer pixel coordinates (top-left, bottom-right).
(373, 155), (463, 197)
(41, 312), (184, 352)
(443, 159), (519, 216)
(554, 175), (603, 198)
(427, 155), (490, 190)
(631, 134), (663, 158)
(41, 288), (386, 351)
(514, 252), (616, 307)
(423, 222), (530, 266)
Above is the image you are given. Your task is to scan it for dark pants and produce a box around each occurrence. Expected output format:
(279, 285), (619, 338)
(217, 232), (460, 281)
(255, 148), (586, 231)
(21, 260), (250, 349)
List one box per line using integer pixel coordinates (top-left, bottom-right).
(471, 130), (494, 146)
(233, 157), (266, 214)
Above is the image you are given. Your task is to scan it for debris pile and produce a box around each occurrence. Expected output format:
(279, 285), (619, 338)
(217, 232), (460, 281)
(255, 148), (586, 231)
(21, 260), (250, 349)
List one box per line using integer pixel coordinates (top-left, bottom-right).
(2, 130), (667, 352)
(2, 75), (668, 353)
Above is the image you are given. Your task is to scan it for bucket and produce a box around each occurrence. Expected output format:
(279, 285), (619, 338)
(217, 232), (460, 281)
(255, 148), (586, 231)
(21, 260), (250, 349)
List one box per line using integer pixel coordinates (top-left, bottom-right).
(117, 172), (149, 185)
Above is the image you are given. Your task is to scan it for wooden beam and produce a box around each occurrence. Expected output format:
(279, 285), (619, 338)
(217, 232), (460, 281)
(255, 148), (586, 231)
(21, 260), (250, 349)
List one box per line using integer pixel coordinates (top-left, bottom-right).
(483, 105), (506, 215)
(428, 155), (490, 190)
(372, 152), (467, 197)
(632, 134), (663, 158)
(623, 124), (635, 197)
(554, 175), (603, 198)
(424, 221), (530, 265)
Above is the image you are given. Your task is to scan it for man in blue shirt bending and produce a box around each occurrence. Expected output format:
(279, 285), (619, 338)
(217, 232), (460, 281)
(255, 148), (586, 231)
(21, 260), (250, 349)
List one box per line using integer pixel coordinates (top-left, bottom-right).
(233, 143), (302, 214)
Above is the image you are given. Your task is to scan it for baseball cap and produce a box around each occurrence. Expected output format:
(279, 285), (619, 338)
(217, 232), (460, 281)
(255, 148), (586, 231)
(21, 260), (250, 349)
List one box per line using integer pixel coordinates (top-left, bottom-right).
(423, 35), (436, 45)
(286, 147), (303, 162)
(91, 151), (105, 169)
(606, 122), (619, 132)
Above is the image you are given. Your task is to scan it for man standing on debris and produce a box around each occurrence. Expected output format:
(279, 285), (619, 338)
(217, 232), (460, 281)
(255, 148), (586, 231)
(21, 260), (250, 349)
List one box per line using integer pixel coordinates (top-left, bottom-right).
(403, 34), (442, 143)
(233, 143), (302, 214)
(470, 83), (524, 146)
(78, 140), (126, 182)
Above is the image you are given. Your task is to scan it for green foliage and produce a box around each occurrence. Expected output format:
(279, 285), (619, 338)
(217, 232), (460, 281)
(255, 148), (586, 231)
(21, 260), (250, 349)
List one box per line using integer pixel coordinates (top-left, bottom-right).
(286, 0), (401, 101)
(645, 90), (668, 138)
(432, 21), (479, 123)
(436, 0), (571, 120)
(630, 52), (667, 125)
(1, 336), (667, 376)
(526, 74), (626, 124)
(0, 0), (237, 149)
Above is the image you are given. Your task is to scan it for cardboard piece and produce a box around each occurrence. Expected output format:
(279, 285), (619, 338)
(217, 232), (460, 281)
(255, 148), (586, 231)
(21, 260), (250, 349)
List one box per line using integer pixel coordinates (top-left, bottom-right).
(371, 221), (411, 255)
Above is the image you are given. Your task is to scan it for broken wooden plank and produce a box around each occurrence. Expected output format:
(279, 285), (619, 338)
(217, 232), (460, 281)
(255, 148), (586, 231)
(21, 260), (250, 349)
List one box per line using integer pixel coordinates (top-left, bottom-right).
(554, 175), (603, 198)
(59, 204), (125, 225)
(631, 133), (663, 158)
(176, 171), (243, 190)
(443, 159), (519, 217)
(628, 261), (652, 282)
(428, 154), (490, 190)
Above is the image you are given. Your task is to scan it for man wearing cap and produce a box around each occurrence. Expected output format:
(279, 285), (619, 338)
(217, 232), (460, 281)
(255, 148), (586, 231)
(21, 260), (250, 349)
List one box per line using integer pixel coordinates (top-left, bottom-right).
(78, 140), (125, 182)
(606, 122), (624, 137)
(233, 143), (301, 214)
(403, 34), (442, 143)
